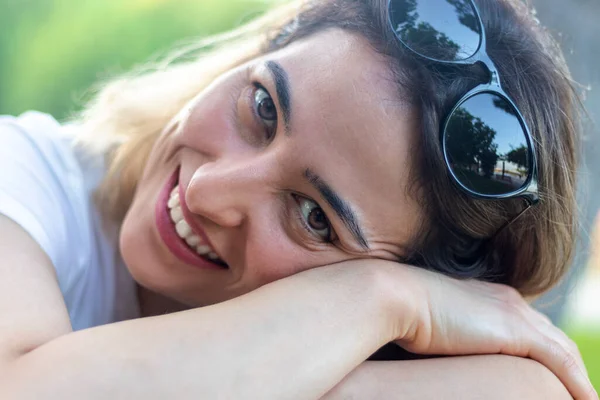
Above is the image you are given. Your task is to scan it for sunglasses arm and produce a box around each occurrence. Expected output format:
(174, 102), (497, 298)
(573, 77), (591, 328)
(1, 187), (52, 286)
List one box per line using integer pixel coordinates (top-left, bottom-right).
(492, 195), (536, 240)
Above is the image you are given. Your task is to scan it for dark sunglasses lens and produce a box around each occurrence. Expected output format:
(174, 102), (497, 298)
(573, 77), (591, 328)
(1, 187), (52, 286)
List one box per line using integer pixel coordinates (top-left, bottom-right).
(444, 93), (532, 196)
(389, 0), (482, 61)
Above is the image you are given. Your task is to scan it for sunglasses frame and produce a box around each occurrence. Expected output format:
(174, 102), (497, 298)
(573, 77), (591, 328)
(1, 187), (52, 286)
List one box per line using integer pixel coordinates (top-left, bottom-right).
(387, 0), (539, 205)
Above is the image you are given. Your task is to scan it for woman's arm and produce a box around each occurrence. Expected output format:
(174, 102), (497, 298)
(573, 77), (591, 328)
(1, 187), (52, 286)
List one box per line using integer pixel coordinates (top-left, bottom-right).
(0, 215), (594, 399)
(324, 356), (572, 400)
(0, 215), (396, 399)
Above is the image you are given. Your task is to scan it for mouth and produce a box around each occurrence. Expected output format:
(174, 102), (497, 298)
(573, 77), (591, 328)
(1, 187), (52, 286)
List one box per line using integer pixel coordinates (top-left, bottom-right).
(155, 169), (229, 270)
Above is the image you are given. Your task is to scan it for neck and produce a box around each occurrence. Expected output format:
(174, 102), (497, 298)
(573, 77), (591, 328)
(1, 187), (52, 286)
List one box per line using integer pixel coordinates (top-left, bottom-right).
(136, 285), (189, 317)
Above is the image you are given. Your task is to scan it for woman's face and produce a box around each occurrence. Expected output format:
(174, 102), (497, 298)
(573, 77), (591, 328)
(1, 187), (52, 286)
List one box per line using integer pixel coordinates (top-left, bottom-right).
(120, 29), (423, 307)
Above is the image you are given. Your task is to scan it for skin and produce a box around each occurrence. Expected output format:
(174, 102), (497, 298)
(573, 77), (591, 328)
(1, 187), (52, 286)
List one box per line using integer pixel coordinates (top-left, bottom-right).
(121, 29), (423, 308)
(0, 29), (595, 400)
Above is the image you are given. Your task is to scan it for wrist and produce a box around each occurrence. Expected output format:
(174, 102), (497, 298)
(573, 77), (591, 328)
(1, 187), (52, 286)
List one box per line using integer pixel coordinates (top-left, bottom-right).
(332, 260), (423, 344)
(367, 261), (424, 344)
(300, 260), (407, 346)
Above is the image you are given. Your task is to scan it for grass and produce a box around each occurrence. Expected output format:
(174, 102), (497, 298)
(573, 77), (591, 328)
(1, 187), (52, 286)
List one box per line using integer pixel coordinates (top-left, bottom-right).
(567, 329), (600, 390)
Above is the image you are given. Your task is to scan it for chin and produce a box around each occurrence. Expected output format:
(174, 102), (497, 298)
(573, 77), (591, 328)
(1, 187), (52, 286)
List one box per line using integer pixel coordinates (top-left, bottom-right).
(119, 208), (229, 308)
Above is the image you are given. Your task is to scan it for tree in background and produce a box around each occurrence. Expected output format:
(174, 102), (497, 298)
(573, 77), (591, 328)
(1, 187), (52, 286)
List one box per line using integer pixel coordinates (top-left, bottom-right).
(445, 107), (499, 178)
(506, 144), (529, 175)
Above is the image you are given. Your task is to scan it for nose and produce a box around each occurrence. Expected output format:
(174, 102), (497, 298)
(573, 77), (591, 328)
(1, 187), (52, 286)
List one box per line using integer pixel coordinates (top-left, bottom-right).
(185, 155), (275, 228)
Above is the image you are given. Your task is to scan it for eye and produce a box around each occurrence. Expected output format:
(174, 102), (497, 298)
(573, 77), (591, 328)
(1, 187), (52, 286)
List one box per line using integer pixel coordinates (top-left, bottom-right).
(252, 84), (278, 141)
(293, 194), (334, 242)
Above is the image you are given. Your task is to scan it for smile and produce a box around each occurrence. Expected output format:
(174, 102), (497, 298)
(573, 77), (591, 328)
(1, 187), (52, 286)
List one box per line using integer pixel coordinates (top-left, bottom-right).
(167, 186), (225, 263)
(154, 169), (228, 270)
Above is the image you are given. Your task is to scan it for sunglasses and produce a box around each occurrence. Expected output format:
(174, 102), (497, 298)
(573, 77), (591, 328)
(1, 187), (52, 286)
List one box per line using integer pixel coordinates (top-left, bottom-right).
(388, 0), (539, 209)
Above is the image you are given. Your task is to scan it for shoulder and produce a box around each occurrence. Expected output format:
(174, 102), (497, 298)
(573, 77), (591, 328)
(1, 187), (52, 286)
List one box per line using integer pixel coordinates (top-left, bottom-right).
(0, 111), (64, 150)
(0, 112), (139, 329)
(0, 111), (86, 272)
(0, 111), (78, 183)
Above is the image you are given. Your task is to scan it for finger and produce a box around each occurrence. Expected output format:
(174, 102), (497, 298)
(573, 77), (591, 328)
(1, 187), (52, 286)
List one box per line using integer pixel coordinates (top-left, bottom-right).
(535, 318), (588, 378)
(523, 307), (588, 376)
(524, 306), (588, 377)
(511, 303), (593, 399)
(526, 327), (597, 400)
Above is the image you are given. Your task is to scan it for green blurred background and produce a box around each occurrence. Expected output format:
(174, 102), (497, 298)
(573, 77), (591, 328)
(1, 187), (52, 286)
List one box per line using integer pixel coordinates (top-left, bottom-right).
(1, 0), (598, 390)
(0, 0), (273, 119)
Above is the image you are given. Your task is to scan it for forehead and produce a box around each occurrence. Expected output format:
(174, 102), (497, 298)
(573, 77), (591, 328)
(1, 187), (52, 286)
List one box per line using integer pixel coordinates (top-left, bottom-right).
(266, 30), (423, 254)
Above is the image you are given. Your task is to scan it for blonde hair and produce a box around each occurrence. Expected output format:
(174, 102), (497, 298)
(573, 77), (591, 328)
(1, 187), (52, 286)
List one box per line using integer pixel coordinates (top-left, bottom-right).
(74, 1), (303, 222)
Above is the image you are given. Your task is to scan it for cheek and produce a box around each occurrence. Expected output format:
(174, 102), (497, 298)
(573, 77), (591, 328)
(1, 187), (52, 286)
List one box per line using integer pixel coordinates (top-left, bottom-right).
(118, 174), (171, 292)
(242, 229), (338, 287)
(176, 77), (247, 156)
(119, 207), (149, 284)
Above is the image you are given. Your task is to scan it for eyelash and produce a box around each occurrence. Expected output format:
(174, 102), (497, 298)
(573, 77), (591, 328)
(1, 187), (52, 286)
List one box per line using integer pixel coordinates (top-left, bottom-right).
(291, 194), (335, 244)
(245, 79), (335, 246)
(250, 82), (278, 142)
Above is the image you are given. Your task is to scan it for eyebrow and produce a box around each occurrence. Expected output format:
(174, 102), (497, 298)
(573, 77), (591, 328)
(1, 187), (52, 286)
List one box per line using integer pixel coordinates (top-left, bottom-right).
(304, 169), (370, 250)
(264, 62), (369, 250)
(265, 60), (292, 135)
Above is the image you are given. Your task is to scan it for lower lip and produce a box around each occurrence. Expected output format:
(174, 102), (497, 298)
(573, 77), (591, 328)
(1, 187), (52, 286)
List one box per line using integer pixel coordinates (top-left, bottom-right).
(154, 169), (225, 270)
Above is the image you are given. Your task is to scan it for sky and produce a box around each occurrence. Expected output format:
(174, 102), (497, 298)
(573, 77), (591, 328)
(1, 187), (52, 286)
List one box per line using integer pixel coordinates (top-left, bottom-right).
(412, 0), (481, 59)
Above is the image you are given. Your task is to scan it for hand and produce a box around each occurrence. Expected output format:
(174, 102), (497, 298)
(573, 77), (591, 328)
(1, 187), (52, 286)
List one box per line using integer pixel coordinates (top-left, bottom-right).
(387, 264), (597, 400)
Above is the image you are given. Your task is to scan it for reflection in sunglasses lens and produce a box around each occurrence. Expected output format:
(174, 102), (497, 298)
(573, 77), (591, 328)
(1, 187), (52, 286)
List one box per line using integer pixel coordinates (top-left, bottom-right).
(444, 93), (531, 196)
(388, 0), (481, 61)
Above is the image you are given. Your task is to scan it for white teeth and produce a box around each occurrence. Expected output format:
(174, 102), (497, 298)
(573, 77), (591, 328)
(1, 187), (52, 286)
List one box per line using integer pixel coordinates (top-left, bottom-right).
(196, 245), (211, 255)
(170, 206), (183, 222)
(185, 235), (201, 247)
(175, 220), (192, 238)
(167, 184), (225, 265)
(168, 193), (180, 209)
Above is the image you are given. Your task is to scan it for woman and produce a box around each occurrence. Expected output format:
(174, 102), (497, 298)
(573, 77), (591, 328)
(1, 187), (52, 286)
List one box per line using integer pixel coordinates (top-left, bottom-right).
(0, 0), (595, 398)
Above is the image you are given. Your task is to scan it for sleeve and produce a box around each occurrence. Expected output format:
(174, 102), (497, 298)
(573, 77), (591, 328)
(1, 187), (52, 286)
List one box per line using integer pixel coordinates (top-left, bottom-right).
(0, 111), (75, 273)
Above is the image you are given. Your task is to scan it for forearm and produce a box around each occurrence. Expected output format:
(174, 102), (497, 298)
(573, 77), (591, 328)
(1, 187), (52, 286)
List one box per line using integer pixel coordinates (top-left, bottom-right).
(3, 263), (396, 400)
(324, 355), (572, 400)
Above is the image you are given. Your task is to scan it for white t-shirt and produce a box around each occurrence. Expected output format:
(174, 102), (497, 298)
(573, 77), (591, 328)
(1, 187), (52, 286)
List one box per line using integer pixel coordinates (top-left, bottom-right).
(0, 111), (140, 330)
